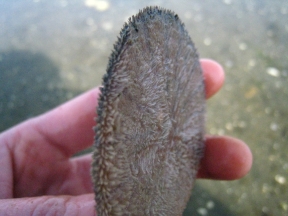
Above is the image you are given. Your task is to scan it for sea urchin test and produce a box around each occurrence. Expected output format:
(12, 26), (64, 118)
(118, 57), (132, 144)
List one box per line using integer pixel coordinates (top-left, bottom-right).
(92, 6), (205, 216)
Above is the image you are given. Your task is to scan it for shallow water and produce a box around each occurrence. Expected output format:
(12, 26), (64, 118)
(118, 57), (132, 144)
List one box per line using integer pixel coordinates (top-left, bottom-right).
(1, 0), (287, 215)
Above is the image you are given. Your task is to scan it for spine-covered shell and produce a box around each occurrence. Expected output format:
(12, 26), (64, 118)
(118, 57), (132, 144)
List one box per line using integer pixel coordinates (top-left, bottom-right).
(92, 6), (205, 216)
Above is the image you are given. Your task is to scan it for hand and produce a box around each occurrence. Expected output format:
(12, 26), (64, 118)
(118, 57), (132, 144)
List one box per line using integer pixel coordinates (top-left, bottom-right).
(0, 59), (252, 215)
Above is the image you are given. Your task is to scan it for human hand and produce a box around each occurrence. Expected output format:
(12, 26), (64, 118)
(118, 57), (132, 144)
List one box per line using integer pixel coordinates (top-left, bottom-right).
(0, 59), (252, 215)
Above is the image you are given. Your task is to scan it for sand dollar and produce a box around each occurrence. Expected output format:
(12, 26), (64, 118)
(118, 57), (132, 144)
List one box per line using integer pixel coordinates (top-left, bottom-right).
(92, 6), (205, 216)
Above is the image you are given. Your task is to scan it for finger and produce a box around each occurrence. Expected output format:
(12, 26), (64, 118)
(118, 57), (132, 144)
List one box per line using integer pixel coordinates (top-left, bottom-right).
(63, 154), (94, 194)
(0, 194), (96, 216)
(197, 136), (253, 180)
(201, 59), (225, 99)
(31, 88), (100, 156)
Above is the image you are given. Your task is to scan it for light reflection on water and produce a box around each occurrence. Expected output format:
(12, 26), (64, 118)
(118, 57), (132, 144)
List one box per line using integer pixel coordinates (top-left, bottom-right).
(0, 0), (287, 215)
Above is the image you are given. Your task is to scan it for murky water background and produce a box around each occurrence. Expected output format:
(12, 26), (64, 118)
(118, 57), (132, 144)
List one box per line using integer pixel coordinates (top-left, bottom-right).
(0, 0), (287, 215)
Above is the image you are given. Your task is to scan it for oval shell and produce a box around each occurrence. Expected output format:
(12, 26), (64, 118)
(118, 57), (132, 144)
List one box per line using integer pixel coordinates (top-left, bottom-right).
(92, 6), (205, 216)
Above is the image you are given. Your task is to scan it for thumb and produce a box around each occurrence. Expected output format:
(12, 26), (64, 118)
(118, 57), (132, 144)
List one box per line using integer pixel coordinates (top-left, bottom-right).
(0, 194), (96, 216)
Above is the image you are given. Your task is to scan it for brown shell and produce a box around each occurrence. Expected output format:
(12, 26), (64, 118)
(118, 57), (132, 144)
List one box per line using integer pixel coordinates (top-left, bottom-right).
(92, 6), (205, 216)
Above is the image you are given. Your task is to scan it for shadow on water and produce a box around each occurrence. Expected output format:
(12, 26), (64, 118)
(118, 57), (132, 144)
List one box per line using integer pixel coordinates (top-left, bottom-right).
(0, 50), (81, 132)
(183, 183), (236, 216)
